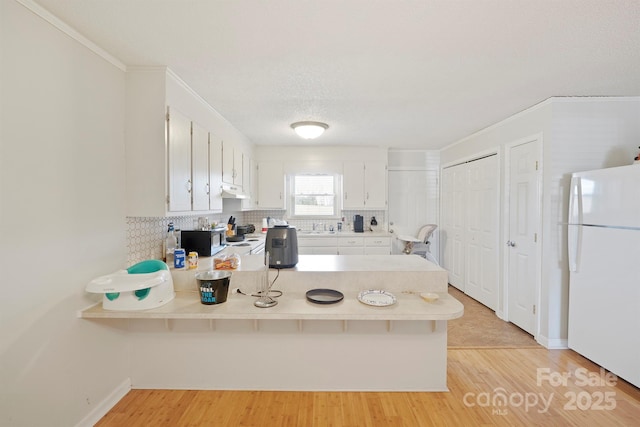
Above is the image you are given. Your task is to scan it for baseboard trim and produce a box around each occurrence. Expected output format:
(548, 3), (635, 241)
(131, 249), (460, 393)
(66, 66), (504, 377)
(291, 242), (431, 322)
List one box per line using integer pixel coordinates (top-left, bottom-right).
(75, 378), (131, 427)
(537, 335), (568, 349)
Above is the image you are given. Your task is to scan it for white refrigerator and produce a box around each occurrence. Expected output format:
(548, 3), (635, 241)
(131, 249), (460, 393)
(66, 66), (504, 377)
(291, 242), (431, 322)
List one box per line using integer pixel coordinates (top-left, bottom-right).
(568, 164), (640, 388)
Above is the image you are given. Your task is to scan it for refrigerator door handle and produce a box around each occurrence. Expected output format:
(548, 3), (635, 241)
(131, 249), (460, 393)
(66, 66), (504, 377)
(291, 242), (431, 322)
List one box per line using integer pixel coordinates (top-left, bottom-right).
(568, 176), (582, 272)
(568, 176), (582, 225)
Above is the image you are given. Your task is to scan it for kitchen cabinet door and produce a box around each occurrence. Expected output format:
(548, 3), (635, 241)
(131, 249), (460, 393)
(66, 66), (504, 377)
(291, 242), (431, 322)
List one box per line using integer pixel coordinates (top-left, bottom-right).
(191, 122), (210, 211)
(257, 161), (285, 209)
(167, 107), (192, 212)
(343, 162), (387, 209)
(208, 133), (223, 212)
(234, 148), (244, 187)
(338, 246), (364, 255)
(343, 162), (365, 209)
(364, 236), (391, 255)
(241, 157), (257, 210)
(125, 69), (240, 216)
(314, 247), (339, 255)
(222, 140), (244, 187)
(364, 246), (391, 255)
(222, 140), (235, 185)
(364, 162), (387, 209)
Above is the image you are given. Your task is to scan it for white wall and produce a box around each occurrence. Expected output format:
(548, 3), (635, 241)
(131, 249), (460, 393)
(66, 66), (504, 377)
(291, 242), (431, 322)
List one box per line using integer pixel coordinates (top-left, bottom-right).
(440, 97), (640, 347)
(255, 145), (387, 170)
(1, 1), (129, 425)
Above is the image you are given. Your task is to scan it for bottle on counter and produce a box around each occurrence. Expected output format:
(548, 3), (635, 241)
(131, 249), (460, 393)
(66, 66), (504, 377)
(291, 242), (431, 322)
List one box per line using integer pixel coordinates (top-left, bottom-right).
(165, 222), (177, 266)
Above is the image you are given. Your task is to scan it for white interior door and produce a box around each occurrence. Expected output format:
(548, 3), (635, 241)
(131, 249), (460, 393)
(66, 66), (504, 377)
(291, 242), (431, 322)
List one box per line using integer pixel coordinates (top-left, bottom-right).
(507, 139), (540, 335)
(448, 165), (466, 290)
(464, 155), (499, 310)
(388, 170), (438, 256)
(440, 167), (453, 277)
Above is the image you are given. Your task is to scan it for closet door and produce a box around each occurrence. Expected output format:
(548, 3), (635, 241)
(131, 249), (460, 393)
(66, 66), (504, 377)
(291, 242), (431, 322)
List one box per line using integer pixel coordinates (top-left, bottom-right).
(441, 164), (466, 290)
(441, 155), (499, 308)
(440, 168), (454, 281)
(464, 155), (499, 310)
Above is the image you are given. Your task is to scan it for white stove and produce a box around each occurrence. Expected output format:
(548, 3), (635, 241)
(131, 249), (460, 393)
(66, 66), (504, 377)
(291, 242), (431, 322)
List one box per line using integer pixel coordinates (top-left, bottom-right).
(223, 235), (265, 256)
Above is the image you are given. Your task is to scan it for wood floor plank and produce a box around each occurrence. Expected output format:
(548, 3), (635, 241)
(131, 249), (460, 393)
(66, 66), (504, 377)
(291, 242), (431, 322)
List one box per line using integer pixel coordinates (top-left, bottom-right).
(95, 289), (639, 426)
(96, 348), (640, 427)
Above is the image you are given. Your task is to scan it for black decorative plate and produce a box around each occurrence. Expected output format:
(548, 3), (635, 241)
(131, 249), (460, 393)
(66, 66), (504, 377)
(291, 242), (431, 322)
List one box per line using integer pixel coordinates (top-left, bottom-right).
(306, 289), (344, 305)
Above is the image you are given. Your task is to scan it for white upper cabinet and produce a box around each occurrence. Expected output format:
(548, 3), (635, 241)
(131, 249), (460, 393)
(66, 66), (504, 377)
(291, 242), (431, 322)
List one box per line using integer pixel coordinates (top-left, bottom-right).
(125, 69), (235, 216)
(167, 108), (224, 214)
(242, 157), (257, 210)
(208, 133), (223, 212)
(167, 107), (193, 212)
(191, 121), (210, 211)
(222, 140), (243, 187)
(343, 162), (387, 209)
(343, 162), (366, 209)
(257, 161), (285, 209)
(364, 162), (387, 208)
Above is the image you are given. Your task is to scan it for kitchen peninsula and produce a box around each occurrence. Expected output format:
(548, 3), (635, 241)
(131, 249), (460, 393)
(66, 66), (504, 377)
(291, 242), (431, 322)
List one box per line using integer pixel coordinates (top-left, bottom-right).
(81, 255), (462, 391)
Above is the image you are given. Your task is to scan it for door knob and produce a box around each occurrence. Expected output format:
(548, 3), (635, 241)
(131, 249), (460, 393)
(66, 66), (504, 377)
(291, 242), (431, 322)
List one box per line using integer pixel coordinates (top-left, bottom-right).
(506, 240), (516, 247)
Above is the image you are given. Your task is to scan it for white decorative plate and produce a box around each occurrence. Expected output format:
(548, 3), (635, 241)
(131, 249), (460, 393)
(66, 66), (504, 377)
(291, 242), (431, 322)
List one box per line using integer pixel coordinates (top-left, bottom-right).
(357, 290), (397, 307)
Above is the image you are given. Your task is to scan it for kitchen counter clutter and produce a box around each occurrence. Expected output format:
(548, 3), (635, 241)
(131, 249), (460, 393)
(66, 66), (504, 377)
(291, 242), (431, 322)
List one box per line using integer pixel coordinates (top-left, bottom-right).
(80, 254), (462, 391)
(80, 255), (459, 321)
(219, 233), (265, 256)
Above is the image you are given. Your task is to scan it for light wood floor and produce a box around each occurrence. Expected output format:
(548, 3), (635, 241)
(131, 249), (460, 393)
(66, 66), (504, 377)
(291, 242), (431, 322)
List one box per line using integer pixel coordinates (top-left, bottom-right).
(97, 349), (640, 426)
(97, 289), (640, 426)
(447, 286), (540, 348)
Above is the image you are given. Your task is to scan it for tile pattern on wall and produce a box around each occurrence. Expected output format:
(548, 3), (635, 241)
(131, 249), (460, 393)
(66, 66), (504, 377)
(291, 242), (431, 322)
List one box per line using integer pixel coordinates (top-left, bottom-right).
(243, 210), (387, 233)
(127, 210), (387, 265)
(126, 213), (243, 265)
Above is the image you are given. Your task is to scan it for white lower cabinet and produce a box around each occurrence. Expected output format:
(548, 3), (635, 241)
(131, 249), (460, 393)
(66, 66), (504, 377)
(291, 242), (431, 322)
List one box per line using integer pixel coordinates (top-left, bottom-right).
(298, 237), (338, 255)
(298, 235), (391, 255)
(338, 236), (364, 255)
(364, 236), (391, 255)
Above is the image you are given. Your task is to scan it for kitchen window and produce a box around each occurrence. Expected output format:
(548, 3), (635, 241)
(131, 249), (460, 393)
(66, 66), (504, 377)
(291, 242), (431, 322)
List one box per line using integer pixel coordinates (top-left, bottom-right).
(288, 174), (339, 217)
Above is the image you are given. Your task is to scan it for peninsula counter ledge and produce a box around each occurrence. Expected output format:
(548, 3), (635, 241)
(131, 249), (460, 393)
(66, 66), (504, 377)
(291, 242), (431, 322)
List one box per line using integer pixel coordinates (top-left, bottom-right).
(80, 255), (463, 391)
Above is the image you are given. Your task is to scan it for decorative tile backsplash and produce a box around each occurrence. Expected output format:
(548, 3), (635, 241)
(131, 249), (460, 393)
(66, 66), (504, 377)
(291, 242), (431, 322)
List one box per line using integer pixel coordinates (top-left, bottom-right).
(127, 209), (387, 265)
(126, 213), (235, 265)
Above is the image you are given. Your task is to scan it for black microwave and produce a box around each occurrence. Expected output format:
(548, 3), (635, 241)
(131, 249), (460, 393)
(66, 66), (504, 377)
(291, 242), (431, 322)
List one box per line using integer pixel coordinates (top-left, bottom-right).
(181, 230), (225, 256)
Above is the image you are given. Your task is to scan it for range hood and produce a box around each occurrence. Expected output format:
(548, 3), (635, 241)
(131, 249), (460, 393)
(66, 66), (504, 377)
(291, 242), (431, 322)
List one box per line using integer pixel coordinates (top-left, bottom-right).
(221, 185), (248, 199)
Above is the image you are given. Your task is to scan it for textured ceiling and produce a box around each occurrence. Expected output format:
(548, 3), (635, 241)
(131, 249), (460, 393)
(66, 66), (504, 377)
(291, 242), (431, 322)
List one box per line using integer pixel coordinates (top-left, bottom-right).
(31, 0), (640, 149)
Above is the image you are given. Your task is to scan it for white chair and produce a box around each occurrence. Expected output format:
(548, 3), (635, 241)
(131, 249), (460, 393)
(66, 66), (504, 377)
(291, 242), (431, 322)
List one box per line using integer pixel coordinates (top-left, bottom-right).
(397, 224), (439, 265)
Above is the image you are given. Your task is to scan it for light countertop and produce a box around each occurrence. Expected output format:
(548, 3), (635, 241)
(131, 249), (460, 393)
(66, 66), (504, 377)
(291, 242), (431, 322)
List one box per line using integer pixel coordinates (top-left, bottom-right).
(80, 254), (460, 321)
(80, 288), (462, 321)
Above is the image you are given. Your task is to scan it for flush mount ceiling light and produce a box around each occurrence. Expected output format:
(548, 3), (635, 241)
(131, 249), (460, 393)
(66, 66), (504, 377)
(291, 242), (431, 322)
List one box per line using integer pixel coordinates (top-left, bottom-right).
(290, 121), (329, 140)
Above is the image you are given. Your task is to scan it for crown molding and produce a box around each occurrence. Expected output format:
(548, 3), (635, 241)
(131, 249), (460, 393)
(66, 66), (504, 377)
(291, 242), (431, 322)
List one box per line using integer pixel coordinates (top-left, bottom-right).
(15, 0), (127, 71)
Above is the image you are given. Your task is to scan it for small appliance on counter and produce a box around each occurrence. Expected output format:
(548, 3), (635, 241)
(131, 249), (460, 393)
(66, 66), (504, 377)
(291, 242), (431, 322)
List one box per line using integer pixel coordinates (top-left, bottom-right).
(86, 260), (175, 311)
(236, 224), (255, 237)
(265, 225), (298, 268)
(181, 229), (226, 256)
(353, 215), (364, 232)
(370, 216), (378, 232)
